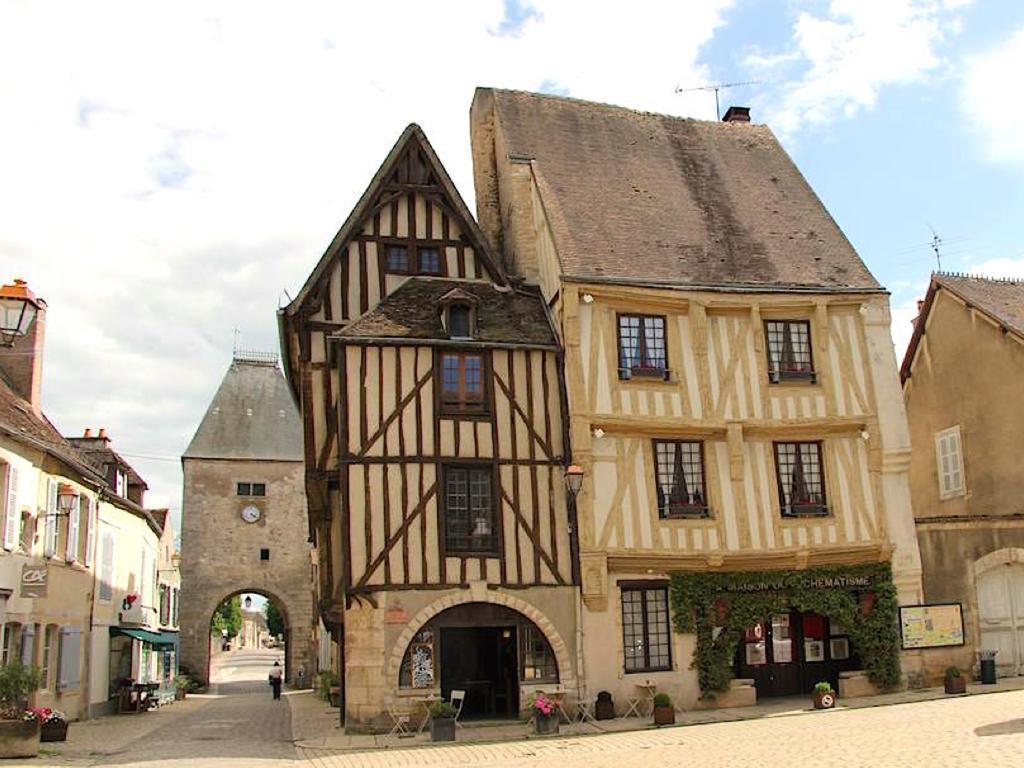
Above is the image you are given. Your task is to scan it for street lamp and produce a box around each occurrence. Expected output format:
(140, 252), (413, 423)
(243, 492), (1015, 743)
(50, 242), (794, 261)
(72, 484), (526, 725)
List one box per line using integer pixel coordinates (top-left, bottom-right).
(0, 279), (42, 348)
(244, 595), (252, 609)
(55, 484), (79, 517)
(564, 465), (584, 499)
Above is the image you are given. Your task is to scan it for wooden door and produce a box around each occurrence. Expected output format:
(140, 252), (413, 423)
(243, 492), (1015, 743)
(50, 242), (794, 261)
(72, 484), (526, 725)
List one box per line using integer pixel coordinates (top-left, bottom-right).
(978, 565), (1024, 675)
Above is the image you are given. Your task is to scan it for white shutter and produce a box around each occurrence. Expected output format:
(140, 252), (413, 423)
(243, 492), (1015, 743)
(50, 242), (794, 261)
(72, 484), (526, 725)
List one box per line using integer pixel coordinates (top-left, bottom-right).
(3, 465), (18, 550)
(20, 624), (35, 665)
(57, 626), (81, 691)
(66, 495), (80, 562)
(99, 532), (114, 601)
(83, 498), (96, 567)
(45, 478), (58, 556)
(935, 427), (965, 499)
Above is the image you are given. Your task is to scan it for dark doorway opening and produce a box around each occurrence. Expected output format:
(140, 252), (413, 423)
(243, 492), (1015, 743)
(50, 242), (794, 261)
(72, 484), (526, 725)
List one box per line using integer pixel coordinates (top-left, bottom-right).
(734, 610), (860, 697)
(440, 626), (519, 719)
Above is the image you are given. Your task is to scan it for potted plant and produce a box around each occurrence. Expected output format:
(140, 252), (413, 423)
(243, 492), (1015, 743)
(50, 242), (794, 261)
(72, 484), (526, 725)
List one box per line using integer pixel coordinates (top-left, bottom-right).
(812, 681), (836, 710)
(527, 693), (558, 735)
(174, 675), (192, 701)
(429, 700), (457, 742)
(944, 665), (967, 695)
(0, 662), (42, 759)
(32, 708), (68, 742)
(652, 692), (675, 725)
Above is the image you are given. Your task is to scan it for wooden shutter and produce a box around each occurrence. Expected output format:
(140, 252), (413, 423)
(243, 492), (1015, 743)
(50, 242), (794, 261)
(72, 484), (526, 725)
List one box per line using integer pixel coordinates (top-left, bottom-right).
(20, 624), (34, 665)
(3, 465), (18, 551)
(45, 478), (58, 556)
(99, 532), (115, 601)
(66, 495), (80, 562)
(935, 428), (964, 498)
(57, 626), (81, 691)
(83, 498), (96, 567)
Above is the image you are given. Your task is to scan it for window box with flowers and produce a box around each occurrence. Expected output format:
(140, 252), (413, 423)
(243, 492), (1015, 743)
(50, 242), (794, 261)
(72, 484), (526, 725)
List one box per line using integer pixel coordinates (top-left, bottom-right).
(32, 708), (68, 742)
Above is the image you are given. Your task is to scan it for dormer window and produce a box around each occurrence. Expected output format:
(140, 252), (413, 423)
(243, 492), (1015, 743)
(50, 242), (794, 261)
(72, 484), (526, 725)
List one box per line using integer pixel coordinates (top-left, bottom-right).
(439, 289), (479, 340)
(449, 303), (472, 338)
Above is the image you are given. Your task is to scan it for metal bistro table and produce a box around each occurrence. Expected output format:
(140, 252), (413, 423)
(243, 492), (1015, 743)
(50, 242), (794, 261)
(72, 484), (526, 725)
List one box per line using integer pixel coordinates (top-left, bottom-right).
(117, 681), (160, 714)
(412, 693), (441, 733)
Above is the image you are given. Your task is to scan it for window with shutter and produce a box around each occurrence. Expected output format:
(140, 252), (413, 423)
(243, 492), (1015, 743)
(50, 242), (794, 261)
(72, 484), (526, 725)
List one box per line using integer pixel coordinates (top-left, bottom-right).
(57, 626), (81, 691)
(66, 495), (80, 562)
(99, 532), (115, 601)
(935, 426), (966, 500)
(3, 464), (18, 551)
(20, 624), (35, 666)
(44, 478), (58, 557)
(83, 498), (96, 567)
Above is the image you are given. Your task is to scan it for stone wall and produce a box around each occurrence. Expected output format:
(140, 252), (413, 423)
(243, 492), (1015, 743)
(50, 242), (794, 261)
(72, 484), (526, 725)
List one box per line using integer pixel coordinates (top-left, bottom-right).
(179, 457), (315, 685)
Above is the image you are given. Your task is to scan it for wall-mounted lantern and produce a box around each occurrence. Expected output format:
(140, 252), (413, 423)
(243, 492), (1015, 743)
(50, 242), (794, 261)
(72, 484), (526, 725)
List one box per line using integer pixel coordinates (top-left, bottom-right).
(0, 279), (42, 348)
(564, 465), (585, 499)
(56, 483), (78, 517)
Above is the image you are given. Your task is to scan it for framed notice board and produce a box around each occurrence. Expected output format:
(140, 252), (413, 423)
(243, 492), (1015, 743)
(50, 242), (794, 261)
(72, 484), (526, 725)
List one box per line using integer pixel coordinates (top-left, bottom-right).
(899, 603), (965, 649)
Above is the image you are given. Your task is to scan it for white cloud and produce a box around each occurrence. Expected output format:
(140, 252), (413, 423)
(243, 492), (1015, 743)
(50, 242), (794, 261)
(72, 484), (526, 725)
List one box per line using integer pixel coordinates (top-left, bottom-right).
(0, 1), (733, 527)
(968, 256), (1024, 279)
(747, 0), (967, 135)
(962, 27), (1024, 167)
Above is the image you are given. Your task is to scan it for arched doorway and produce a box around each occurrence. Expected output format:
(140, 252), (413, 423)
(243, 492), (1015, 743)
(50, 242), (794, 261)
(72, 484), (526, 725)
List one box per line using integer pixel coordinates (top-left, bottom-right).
(205, 590), (291, 691)
(976, 556), (1024, 676)
(396, 603), (559, 720)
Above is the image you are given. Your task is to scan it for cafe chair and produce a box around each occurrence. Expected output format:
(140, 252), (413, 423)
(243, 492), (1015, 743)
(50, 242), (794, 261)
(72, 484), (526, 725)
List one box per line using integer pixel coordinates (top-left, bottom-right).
(385, 698), (413, 737)
(450, 689), (466, 727)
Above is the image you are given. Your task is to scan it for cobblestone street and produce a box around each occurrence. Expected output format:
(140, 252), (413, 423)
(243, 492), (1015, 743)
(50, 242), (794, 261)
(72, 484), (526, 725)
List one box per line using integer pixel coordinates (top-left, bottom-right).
(25, 685), (1024, 767)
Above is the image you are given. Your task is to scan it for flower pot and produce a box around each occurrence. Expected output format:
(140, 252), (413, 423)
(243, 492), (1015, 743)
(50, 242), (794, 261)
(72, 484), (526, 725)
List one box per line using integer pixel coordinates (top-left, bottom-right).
(945, 675), (967, 695)
(40, 720), (68, 742)
(328, 686), (341, 708)
(534, 712), (559, 735)
(431, 717), (455, 742)
(813, 690), (836, 710)
(653, 705), (675, 726)
(175, 688), (187, 701)
(0, 719), (41, 758)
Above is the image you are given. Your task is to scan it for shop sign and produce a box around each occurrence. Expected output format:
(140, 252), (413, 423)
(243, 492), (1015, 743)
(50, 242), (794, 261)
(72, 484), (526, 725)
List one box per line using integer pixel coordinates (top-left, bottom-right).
(899, 603), (965, 649)
(724, 574), (871, 594)
(20, 565), (47, 598)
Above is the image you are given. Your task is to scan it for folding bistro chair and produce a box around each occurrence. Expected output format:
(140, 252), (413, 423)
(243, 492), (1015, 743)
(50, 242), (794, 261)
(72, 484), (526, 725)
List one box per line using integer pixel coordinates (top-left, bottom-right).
(450, 689), (466, 727)
(385, 698), (413, 737)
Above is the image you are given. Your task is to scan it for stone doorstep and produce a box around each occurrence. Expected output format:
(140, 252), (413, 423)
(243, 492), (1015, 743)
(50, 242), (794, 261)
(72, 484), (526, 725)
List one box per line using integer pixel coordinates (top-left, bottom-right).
(295, 676), (1024, 754)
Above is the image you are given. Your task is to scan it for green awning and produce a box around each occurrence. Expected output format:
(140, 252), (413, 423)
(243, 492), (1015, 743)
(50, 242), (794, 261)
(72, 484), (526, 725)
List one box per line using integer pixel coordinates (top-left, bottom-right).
(110, 627), (176, 646)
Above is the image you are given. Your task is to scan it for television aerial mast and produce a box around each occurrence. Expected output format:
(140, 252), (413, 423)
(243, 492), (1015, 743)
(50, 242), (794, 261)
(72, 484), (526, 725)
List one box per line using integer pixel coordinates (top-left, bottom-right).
(675, 80), (763, 120)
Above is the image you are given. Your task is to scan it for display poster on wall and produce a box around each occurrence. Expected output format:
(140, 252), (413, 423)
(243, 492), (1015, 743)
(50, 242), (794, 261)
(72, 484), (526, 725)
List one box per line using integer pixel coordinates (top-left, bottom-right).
(899, 603), (965, 649)
(411, 628), (435, 688)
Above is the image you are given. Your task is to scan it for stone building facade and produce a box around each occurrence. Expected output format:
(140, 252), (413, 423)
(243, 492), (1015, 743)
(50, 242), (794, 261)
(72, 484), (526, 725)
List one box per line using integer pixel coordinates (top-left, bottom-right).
(903, 273), (1024, 681)
(179, 352), (315, 685)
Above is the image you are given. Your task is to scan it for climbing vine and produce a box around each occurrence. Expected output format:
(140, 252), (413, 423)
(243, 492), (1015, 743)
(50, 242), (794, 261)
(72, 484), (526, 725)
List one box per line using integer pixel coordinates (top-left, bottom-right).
(668, 562), (901, 697)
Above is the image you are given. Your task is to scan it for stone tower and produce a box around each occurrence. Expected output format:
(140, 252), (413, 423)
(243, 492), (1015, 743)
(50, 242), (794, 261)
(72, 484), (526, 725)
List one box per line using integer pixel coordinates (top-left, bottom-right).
(179, 351), (314, 685)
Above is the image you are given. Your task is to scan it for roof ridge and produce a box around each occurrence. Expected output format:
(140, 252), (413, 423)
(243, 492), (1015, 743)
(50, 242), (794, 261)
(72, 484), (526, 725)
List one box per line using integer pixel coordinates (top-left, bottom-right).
(935, 270), (1024, 285)
(484, 86), (764, 127)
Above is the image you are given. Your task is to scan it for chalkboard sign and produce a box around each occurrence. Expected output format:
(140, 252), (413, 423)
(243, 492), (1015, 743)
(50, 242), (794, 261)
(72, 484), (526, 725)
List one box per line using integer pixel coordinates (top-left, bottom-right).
(411, 644), (434, 688)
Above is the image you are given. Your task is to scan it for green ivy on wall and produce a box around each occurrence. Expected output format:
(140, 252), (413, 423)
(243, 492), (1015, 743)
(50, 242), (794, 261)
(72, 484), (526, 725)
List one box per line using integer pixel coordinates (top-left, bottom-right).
(668, 562), (902, 697)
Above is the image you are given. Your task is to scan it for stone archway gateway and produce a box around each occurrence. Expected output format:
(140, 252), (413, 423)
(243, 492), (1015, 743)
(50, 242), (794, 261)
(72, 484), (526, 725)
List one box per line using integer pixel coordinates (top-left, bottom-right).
(179, 353), (315, 686)
(975, 548), (1024, 676)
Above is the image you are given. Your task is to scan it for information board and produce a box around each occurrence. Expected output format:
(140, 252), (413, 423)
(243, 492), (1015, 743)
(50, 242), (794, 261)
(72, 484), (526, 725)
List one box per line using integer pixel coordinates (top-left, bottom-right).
(899, 603), (965, 649)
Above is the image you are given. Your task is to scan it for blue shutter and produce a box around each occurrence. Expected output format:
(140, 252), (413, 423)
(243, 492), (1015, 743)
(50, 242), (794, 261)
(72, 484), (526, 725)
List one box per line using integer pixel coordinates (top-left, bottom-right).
(57, 626), (81, 691)
(20, 624), (34, 665)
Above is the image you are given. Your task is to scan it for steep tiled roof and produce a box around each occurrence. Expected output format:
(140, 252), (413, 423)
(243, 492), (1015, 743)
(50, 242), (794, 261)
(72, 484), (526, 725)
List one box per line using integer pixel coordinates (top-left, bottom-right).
(479, 88), (881, 292)
(0, 376), (102, 482)
(901, 272), (1024, 382)
(183, 358), (303, 461)
(335, 278), (557, 347)
(148, 508), (169, 530)
(65, 438), (148, 490)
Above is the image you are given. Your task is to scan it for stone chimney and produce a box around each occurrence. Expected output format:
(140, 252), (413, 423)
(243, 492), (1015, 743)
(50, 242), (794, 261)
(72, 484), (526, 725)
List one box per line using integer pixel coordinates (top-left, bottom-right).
(722, 106), (751, 123)
(0, 279), (47, 415)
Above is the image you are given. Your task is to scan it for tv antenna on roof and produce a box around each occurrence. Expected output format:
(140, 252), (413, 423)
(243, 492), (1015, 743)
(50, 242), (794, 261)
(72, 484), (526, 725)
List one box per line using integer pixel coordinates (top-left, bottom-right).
(928, 225), (943, 271)
(675, 80), (763, 120)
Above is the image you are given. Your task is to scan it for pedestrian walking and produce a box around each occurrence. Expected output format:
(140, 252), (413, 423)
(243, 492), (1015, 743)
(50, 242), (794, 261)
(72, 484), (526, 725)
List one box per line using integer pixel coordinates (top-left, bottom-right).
(269, 661), (283, 700)
(297, 665), (306, 690)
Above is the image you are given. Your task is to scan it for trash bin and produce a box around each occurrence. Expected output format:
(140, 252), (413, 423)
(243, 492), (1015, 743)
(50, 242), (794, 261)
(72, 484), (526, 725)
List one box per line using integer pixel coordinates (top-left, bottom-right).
(980, 650), (998, 684)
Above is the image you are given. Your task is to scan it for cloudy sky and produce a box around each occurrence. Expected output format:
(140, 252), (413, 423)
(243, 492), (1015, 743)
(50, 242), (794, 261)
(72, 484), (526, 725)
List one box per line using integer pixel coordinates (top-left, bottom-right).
(2, 1), (1023, 530)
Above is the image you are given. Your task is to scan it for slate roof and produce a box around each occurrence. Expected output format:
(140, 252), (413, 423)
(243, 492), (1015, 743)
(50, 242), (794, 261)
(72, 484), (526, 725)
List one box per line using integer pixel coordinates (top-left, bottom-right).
(0, 375), (103, 482)
(65, 438), (148, 490)
(335, 278), (557, 347)
(479, 88), (881, 292)
(901, 272), (1024, 382)
(183, 357), (303, 461)
(148, 508), (169, 530)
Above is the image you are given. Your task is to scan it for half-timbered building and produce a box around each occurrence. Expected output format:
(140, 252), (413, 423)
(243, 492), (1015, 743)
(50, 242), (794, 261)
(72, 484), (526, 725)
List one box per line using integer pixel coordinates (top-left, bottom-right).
(279, 126), (576, 728)
(471, 90), (925, 709)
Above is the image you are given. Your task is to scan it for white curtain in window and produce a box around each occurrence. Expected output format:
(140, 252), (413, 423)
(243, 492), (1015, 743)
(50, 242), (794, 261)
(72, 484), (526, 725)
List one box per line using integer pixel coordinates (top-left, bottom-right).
(3, 465), (18, 550)
(44, 479), (58, 557)
(83, 498), (96, 567)
(642, 317), (665, 368)
(66, 495), (80, 562)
